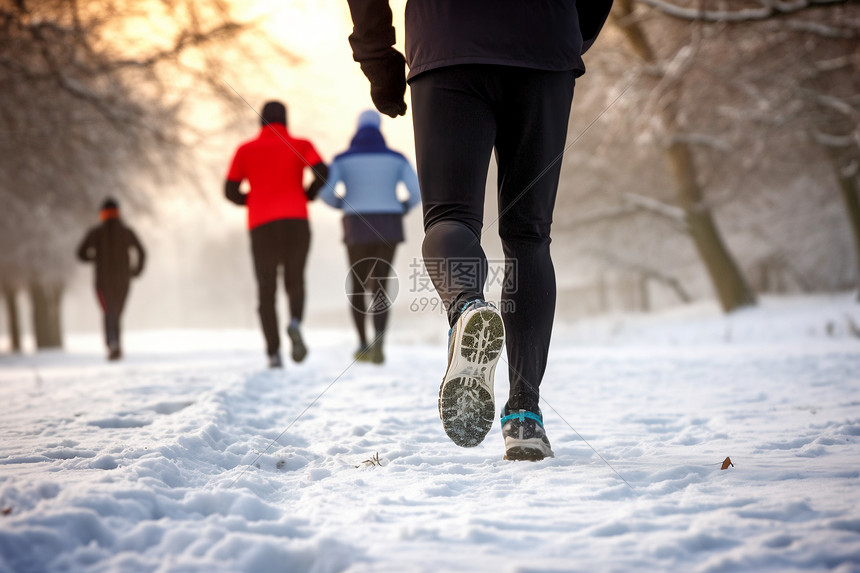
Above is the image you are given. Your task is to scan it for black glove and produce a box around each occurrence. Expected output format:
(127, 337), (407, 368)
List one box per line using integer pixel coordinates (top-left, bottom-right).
(224, 180), (246, 206)
(359, 50), (407, 118)
(305, 162), (329, 201)
(305, 182), (324, 201)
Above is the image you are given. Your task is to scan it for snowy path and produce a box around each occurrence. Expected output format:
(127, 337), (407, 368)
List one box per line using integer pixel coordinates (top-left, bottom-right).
(1, 321), (860, 571)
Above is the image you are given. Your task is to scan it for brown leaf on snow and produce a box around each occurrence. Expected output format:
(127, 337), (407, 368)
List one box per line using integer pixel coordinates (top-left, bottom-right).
(1, 507), (11, 516)
(721, 456), (734, 470)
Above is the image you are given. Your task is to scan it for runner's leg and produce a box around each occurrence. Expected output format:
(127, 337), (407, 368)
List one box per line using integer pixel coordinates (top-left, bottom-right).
(251, 222), (280, 356)
(411, 65), (497, 326)
(494, 68), (575, 412)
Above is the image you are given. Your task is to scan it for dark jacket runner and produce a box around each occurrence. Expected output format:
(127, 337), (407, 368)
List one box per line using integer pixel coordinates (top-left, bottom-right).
(77, 211), (145, 355)
(77, 218), (146, 296)
(347, 0), (613, 81)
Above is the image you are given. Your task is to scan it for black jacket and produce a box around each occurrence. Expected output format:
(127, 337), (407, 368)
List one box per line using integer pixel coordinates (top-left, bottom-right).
(77, 219), (145, 294)
(347, 0), (614, 81)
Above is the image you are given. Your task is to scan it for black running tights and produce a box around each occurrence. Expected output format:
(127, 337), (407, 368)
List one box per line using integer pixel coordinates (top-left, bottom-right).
(251, 219), (310, 355)
(346, 241), (397, 347)
(97, 284), (128, 350)
(411, 64), (576, 413)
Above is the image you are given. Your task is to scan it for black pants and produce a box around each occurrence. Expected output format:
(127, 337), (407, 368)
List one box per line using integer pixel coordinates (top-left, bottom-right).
(97, 283), (129, 349)
(411, 65), (576, 413)
(346, 242), (397, 347)
(250, 219), (311, 355)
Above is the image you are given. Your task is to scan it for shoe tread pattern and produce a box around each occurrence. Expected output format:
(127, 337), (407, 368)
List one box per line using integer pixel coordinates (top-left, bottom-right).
(439, 306), (505, 448)
(460, 310), (504, 363)
(504, 445), (551, 461)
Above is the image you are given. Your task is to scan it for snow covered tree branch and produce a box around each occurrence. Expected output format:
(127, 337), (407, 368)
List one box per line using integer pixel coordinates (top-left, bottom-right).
(637, 0), (849, 22)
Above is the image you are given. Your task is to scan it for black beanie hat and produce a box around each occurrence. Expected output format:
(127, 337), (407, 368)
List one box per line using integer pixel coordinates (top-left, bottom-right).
(101, 197), (119, 210)
(261, 101), (287, 126)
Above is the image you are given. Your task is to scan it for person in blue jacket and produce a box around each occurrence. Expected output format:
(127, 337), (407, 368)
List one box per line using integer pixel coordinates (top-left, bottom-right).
(319, 110), (420, 364)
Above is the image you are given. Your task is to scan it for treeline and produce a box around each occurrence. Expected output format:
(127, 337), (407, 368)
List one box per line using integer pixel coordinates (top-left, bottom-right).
(555, 0), (860, 314)
(0, 0), (245, 350)
(2, 1), (859, 351)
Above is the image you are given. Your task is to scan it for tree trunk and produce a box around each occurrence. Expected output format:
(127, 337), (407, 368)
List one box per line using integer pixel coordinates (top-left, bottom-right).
(612, 1), (757, 313)
(665, 142), (757, 311)
(3, 284), (22, 353)
(818, 140), (860, 298)
(29, 281), (63, 349)
(639, 275), (651, 312)
(830, 159), (860, 296)
(598, 273), (609, 313)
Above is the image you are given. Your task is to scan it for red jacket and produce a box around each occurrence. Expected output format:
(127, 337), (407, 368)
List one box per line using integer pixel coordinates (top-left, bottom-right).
(227, 124), (322, 229)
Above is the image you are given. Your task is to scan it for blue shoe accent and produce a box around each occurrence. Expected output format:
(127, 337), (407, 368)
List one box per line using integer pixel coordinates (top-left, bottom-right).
(500, 407), (553, 461)
(455, 298), (483, 323)
(500, 410), (544, 427)
(459, 298), (483, 315)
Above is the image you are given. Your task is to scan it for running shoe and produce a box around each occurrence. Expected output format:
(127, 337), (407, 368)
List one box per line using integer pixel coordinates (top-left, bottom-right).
(500, 407), (554, 461)
(268, 352), (283, 369)
(287, 323), (307, 363)
(438, 300), (505, 447)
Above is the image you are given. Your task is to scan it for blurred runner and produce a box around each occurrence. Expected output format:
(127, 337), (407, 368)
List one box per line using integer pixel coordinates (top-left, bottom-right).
(319, 109), (420, 364)
(225, 100), (328, 368)
(76, 197), (146, 361)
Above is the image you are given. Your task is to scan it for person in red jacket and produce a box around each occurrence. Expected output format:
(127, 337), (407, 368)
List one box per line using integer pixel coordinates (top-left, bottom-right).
(225, 100), (328, 369)
(77, 197), (146, 361)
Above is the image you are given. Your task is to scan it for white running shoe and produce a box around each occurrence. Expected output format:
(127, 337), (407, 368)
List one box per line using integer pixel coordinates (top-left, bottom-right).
(438, 300), (505, 447)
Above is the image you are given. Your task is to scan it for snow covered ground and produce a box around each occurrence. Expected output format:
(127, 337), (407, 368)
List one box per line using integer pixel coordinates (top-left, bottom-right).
(1, 294), (860, 572)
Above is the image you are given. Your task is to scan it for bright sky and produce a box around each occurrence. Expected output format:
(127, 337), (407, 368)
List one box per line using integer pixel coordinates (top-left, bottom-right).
(225, 0), (414, 164)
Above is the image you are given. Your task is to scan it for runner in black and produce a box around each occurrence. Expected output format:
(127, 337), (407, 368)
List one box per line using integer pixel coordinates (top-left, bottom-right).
(345, 1), (613, 460)
(76, 198), (146, 361)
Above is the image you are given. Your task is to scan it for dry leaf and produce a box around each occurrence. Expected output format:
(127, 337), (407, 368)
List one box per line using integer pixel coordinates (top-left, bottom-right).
(1, 507), (11, 516)
(720, 456), (734, 470)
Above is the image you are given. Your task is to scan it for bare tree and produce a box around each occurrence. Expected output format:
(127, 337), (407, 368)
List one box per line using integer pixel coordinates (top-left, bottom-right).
(637, 0), (860, 297)
(610, 0), (758, 312)
(0, 0), (249, 349)
(2, 283), (21, 352)
(555, 0), (859, 318)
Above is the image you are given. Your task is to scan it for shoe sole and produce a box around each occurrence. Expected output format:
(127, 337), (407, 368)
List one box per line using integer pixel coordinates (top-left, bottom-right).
(287, 327), (307, 363)
(504, 438), (555, 461)
(438, 306), (505, 448)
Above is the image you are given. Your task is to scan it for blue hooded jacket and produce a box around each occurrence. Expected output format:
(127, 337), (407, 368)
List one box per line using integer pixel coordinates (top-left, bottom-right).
(320, 119), (421, 245)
